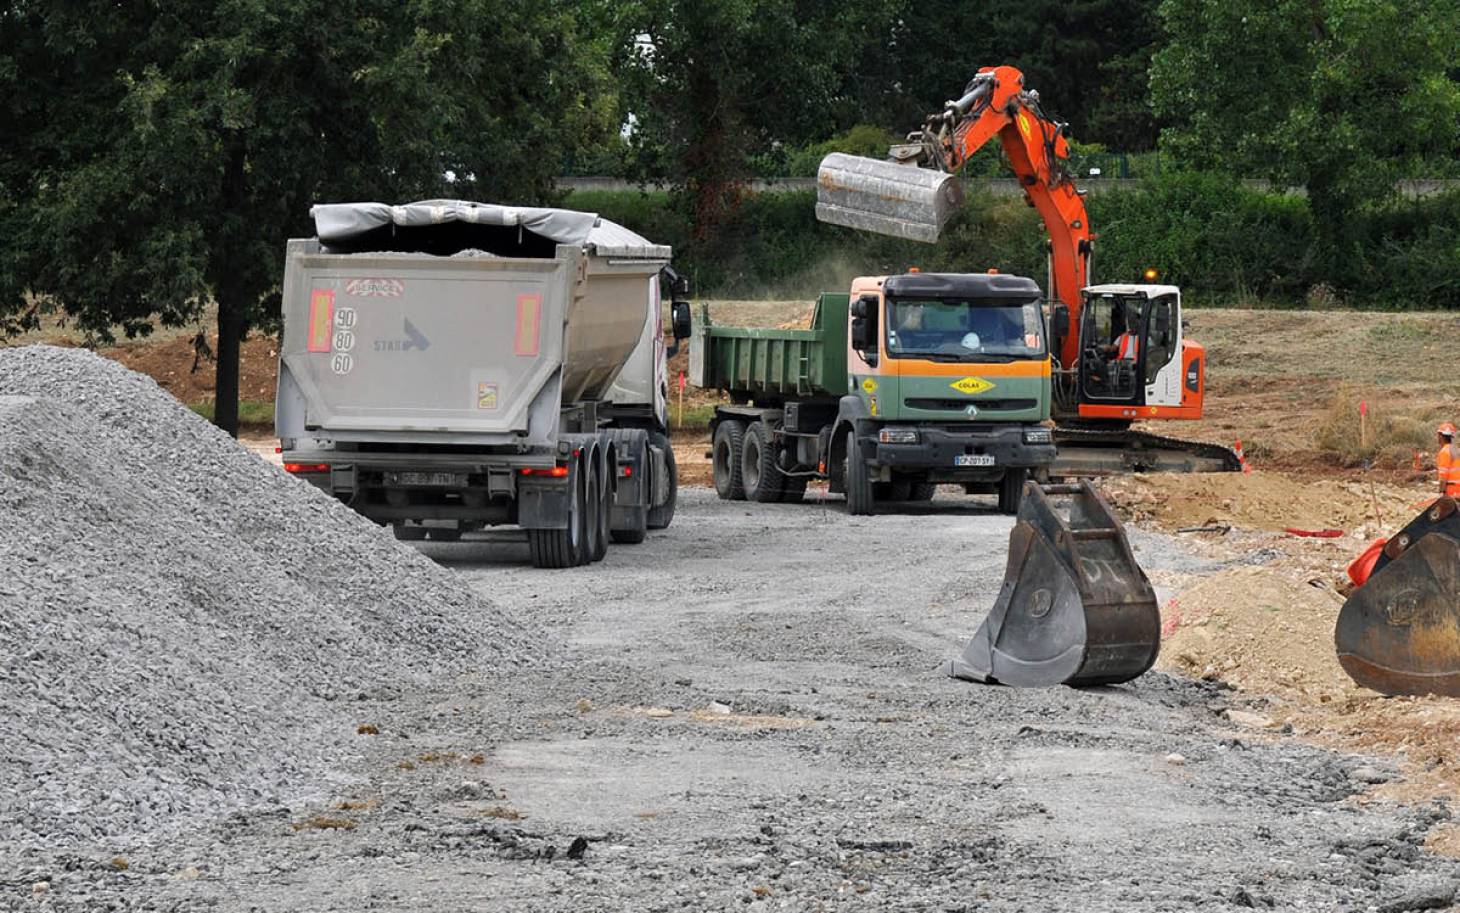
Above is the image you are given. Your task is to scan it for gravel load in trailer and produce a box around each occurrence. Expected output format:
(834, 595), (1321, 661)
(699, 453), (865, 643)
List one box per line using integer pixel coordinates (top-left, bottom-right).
(0, 346), (543, 860)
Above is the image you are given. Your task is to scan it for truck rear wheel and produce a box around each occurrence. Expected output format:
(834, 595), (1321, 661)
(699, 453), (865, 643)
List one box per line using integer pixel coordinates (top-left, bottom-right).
(998, 468), (1027, 515)
(875, 480), (913, 502)
(528, 460), (589, 569)
(647, 431), (677, 530)
(587, 456), (610, 563)
(844, 436), (874, 516)
(712, 420), (747, 500)
(742, 421), (786, 503)
(781, 477), (808, 503)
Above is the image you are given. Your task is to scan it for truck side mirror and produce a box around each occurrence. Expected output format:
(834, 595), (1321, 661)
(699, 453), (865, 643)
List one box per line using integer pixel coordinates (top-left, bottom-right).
(1051, 302), (1074, 341)
(671, 300), (692, 340)
(849, 295), (879, 364)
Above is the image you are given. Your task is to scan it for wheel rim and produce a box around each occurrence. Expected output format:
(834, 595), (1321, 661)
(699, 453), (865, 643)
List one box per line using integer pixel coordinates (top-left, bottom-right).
(743, 435), (761, 491)
(714, 438), (731, 486)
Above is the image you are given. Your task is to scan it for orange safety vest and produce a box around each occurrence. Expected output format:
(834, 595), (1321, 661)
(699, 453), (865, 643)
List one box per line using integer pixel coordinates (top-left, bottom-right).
(1438, 443), (1460, 496)
(1115, 332), (1139, 360)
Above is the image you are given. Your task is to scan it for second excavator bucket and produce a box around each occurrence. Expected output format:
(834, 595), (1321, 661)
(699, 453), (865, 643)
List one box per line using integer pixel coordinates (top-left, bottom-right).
(946, 481), (1160, 688)
(1336, 497), (1460, 697)
(815, 152), (964, 243)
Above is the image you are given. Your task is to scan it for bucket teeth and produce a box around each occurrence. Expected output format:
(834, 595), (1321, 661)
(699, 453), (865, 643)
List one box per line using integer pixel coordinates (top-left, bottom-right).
(945, 482), (1161, 688)
(815, 152), (963, 243)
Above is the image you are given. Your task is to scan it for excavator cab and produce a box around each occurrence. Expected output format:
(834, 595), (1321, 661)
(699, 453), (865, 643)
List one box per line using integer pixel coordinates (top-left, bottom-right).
(1077, 287), (1182, 409)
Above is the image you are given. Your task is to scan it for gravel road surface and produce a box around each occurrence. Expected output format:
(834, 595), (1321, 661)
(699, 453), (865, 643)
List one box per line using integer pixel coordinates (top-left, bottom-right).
(15, 488), (1460, 912)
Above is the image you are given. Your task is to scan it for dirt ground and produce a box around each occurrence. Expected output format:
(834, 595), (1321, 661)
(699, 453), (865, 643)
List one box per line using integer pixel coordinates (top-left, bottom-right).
(41, 488), (1460, 912)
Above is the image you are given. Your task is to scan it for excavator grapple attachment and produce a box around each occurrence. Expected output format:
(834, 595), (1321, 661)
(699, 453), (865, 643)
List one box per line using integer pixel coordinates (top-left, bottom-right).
(946, 481), (1160, 687)
(815, 152), (963, 243)
(1336, 498), (1460, 696)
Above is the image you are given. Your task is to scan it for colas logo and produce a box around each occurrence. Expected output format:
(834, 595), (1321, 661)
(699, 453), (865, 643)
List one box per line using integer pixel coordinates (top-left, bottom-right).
(950, 376), (995, 395)
(374, 318), (431, 352)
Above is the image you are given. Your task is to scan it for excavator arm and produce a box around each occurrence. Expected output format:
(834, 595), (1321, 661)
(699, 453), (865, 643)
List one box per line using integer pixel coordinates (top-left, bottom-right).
(817, 65), (1092, 369)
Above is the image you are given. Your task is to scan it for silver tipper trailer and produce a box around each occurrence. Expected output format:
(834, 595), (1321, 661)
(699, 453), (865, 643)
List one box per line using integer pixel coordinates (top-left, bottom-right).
(275, 200), (691, 568)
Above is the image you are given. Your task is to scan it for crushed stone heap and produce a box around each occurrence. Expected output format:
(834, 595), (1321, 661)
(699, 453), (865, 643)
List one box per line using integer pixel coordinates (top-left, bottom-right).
(0, 345), (543, 852)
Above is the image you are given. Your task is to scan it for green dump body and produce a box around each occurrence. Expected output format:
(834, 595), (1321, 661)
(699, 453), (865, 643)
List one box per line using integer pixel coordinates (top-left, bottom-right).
(688, 293), (849, 402)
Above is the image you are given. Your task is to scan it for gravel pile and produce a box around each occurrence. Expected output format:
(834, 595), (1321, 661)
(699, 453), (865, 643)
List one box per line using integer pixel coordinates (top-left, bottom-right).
(0, 345), (543, 854)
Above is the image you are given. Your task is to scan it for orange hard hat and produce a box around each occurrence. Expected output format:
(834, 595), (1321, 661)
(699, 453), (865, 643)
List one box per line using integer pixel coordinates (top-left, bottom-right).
(1439, 422), (1457, 438)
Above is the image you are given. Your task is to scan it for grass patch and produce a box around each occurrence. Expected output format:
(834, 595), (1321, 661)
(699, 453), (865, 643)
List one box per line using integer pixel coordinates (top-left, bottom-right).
(668, 404), (716, 431)
(189, 399), (274, 425)
(1314, 387), (1441, 467)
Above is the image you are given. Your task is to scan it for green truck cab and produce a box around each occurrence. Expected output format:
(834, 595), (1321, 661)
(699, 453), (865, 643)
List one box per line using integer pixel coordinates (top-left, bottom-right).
(690, 271), (1056, 514)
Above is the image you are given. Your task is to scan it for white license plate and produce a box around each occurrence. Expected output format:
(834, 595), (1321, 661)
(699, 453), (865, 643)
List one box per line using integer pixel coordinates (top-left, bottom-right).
(386, 471), (467, 487)
(954, 454), (996, 467)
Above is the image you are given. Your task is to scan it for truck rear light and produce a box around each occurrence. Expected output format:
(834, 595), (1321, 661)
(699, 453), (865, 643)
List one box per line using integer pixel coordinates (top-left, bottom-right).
(520, 465), (570, 478)
(619, 465), (633, 478)
(284, 462), (329, 474)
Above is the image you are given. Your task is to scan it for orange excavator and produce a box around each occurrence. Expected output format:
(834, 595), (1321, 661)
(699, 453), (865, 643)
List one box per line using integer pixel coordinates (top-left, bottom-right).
(817, 64), (1241, 476)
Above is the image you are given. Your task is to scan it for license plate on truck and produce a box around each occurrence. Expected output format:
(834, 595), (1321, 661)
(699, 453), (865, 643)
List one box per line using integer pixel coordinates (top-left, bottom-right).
(955, 454), (996, 467)
(385, 471), (467, 487)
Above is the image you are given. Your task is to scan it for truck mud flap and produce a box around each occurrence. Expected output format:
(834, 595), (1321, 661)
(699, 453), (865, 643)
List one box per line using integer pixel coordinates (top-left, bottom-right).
(1336, 498), (1460, 696)
(945, 481), (1160, 687)
(815, 153), (963, 244)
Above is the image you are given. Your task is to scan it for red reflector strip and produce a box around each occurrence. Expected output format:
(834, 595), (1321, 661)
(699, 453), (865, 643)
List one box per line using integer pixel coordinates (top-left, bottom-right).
(520, 465), (570, 478)
(284, 462), (329, 474)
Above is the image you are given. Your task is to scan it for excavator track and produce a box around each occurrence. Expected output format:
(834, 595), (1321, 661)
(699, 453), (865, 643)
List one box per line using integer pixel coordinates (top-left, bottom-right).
(1049, 427), (1243, 477)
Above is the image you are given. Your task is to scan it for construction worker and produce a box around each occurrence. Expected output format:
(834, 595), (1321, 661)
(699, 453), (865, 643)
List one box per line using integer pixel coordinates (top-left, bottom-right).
(1436, 423), (1460, 497)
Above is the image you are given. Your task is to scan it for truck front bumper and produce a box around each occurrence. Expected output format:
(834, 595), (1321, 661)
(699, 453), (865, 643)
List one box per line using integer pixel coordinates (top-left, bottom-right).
(863, 425), (1056, 471)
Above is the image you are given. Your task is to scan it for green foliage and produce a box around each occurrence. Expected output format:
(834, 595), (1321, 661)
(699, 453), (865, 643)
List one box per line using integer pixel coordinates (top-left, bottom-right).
(1089, 172), (1314, 302)
(1152, 0), (1460, 281)
(0, 0), (617, 433)
(774, 125), (904, 178)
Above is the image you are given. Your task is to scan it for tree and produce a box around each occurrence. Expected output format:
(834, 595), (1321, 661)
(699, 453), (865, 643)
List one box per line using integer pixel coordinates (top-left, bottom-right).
(1151, 0), (1460, 283)
(866, 0), (1163, 151)
(0, 0), (616, 435)
(611, 0), (898, 239)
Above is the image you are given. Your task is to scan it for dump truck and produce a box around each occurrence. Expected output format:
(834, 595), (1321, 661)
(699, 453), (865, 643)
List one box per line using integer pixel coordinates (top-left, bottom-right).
(690, 271), (1057, 514)
(274, 200), (691, 568)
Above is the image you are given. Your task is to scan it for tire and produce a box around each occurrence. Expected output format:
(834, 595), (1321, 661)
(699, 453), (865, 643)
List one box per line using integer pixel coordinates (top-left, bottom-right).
(393, 523), (428, 541)
(998, 467), (1027, 515)
(646, 431), (677, 530)
(528, 457), (588, 568)
(909, 482), (937, 502)
(742, 421), (786, 503)
(426, 526), (462, 542)
(712, 420), (746, 501)
(844, 434), (874, 516)
(589, 454), (611, 563)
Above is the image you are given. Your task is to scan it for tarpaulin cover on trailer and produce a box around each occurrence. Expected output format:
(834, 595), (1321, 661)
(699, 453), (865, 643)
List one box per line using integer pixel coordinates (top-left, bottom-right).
(310, 199), (670, 259)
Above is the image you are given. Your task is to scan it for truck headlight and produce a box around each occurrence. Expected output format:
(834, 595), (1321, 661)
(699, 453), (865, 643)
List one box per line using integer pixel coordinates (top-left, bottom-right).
(1023, 428), (1053, 444)
(878, 427), (919, 444)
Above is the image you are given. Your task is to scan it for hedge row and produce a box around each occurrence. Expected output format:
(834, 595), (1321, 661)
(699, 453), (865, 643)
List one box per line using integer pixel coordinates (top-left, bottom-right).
(566, 174), (1460, 308)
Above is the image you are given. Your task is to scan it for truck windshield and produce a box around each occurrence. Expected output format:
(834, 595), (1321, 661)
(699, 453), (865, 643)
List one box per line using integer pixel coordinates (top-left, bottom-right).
(885, 297), (1046, 362)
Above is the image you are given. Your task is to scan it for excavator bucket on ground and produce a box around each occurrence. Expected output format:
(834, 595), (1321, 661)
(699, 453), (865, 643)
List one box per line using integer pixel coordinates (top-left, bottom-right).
(946, 481), (1160, 687)
(815, 152), (963, 243)
(1335, 497), (1460, 696)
